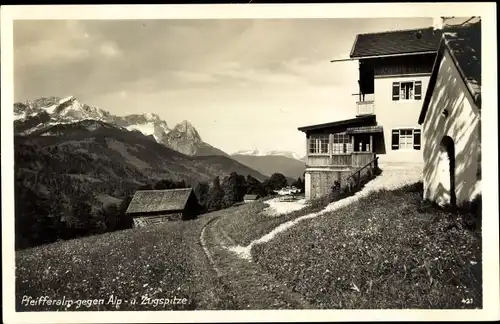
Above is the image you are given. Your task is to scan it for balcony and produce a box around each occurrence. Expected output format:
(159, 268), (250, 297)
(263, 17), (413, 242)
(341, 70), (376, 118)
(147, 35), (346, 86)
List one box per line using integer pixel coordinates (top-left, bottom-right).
(356, 100), (375, 116)
(306, 152), (376, 169)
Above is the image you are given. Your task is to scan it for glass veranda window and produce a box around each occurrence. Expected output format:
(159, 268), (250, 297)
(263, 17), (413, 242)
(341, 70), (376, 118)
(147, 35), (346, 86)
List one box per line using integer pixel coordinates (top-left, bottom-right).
(309, 135), (329, 154)
(332, 134), (351, 154)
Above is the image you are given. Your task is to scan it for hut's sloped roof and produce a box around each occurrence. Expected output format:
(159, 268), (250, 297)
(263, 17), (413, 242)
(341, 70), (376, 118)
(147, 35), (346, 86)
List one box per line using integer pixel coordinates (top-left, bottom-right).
(244, 194), (259, 200)
(126, 188), (193, 214)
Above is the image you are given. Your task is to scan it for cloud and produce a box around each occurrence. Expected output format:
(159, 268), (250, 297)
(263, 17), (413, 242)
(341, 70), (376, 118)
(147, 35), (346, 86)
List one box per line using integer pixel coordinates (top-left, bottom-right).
(99, 42), (121, 58)
(170, 70), (218, 84)
(14, 21), (93, 67)
(13, 18), (435, 155)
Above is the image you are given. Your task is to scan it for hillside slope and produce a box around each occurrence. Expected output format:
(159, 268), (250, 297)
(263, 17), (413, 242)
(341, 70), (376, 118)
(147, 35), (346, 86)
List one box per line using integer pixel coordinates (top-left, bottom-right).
(15, 119), (268, 215)
(231, 154), (306, 180)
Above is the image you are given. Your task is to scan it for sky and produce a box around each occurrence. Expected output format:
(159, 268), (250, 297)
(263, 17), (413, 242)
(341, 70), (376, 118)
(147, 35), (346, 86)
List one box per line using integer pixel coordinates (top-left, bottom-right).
(14, 17), (435, 156)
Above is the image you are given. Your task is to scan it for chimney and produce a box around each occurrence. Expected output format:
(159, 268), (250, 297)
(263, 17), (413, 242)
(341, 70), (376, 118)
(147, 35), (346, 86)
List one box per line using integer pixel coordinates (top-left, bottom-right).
(432, 17), (445, 30)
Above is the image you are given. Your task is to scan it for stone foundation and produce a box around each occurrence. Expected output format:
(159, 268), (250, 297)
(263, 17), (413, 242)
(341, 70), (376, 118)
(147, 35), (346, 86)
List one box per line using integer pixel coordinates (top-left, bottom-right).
(305, 168), (353, 200)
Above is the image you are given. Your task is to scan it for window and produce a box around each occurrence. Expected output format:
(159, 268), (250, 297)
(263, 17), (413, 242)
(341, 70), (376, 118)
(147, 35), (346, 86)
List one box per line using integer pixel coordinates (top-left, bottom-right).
(399, 129), (413, 149)
(392, 81), (422, 101)
(400, 82), (414, 100)
(392, 128), (422, 150)
(309, 135), (329, 154)
(332, 133), (352, 154)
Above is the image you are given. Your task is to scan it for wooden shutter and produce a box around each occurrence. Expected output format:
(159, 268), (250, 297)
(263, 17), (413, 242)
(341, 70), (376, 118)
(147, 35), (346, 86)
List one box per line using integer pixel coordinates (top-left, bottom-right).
(391, 129), (400, 150)
(413, 129), (421, 150)
(392, 82), (400, 101)
(414, 81), (422, 100)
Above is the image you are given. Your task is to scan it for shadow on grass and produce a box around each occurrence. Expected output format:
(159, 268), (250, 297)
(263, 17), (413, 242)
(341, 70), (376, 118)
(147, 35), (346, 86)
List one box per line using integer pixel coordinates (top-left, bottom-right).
(218, 168), (383, 247)
(252, 180), (482, 309)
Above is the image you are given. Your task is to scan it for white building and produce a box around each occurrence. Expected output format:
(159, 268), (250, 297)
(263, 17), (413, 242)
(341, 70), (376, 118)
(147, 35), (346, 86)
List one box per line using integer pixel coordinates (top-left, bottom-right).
(418, 21), (481, 206)
(299, 26), (443, 200)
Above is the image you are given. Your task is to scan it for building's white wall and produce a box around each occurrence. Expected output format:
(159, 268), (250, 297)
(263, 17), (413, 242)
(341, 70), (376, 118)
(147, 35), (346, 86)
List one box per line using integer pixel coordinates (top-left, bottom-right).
(374, 74), (430, 165)
(421, 51), (481, 205)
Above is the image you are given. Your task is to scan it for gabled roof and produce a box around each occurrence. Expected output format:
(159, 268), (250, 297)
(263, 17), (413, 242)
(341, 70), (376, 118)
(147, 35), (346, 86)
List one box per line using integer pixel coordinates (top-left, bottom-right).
(350, 27), (442, 59)
(298, 115), (376, 133)
(243, 194), (259, 200)
(126, 188), (193, 214)
(418, 21), (481, 124)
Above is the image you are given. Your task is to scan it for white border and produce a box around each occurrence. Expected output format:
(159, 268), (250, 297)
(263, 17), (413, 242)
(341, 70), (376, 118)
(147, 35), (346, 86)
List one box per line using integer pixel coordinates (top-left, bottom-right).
(2, 3), (499, 323)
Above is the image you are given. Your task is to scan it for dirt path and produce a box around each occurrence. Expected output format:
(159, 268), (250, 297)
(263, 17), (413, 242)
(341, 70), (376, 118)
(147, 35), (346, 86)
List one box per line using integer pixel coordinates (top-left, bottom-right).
(197, 165), (423, 309)
(228, 166), (424, 261)
(199, 215), (313, 309)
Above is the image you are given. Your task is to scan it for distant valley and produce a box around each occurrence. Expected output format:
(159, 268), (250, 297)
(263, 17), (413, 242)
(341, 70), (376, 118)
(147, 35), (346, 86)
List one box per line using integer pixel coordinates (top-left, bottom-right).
(13, 96), (270, 223)
(231, 149), (306, 180)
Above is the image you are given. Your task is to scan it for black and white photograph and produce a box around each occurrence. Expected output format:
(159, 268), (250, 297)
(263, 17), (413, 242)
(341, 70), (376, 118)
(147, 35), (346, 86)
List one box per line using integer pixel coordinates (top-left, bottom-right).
(1, 3), (498, 323)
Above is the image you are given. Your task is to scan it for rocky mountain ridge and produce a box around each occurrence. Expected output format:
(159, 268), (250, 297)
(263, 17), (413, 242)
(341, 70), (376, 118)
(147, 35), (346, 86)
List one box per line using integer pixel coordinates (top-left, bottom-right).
(14, 96), (227, 157)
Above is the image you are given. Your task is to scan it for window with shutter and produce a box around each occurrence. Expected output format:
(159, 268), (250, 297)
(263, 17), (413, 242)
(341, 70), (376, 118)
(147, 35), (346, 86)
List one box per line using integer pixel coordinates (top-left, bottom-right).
(413, 129), (421, 150)
(414, 81), (422, 100)
(399, 129), (414, 149)
(392, 82), (400, 101)
(391, 130), (400, 150)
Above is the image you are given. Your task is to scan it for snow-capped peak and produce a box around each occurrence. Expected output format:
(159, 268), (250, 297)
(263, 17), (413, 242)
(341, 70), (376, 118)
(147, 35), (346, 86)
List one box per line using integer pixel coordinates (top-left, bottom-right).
(143, 112), (161, 121)
(233, 149), (263, 156)
(232, 149), (304, 160)
(265, 150), (304, 160)
(59, 95), (75, 104)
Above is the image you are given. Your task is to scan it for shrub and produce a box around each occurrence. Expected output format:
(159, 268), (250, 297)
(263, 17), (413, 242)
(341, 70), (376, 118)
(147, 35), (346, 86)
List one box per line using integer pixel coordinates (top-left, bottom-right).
(458, 195), (482, 232)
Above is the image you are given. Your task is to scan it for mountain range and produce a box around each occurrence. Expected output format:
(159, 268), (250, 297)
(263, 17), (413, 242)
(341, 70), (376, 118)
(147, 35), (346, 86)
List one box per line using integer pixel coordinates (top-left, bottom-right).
(13, 96), (271, 215)
(232, 149), (305, 161)
(230, 153), (306, 181)
(14, 96), (227, 157)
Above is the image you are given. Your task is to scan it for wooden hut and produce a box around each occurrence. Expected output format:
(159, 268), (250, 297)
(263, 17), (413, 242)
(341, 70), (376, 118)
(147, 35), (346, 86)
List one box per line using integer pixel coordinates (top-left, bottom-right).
(126, 188), (201, 227)
(243, 194), (259, 203)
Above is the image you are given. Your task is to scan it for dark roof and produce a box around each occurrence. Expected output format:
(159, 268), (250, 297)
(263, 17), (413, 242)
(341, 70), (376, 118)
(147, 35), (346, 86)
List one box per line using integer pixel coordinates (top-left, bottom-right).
(244, 194), (259, 200)
(298, 115), (376, 133)
(126, 188), (193, 214)
(350, 27), (442, 58)
(346, 125), (384, 134)
(418, 21), (481, 124)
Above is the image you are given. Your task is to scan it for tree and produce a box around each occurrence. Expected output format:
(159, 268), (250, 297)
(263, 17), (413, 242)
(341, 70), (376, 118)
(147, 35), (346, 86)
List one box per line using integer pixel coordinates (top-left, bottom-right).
(138, 183), (153, 191)
(154, 179), (176, 190)
(14, 184), (54, 249)
(221, 172), (247, 208)
(263, 172), (288, 195)
(194, 181), (210, 213)
(153, 178), (189, 190)
(207, 176), (225, 212)
(72, 197), (93, 236)
(292, 177), (305, 193)
(116, 195), (134, 230)
(98, 203), (120, 232)
(246, 175), (266, 197)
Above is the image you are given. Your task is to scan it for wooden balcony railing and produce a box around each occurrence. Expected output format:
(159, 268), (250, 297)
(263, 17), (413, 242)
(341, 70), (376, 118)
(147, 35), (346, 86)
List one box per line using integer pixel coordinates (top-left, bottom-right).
(346, 156), (379, 189)
(356, 100), (375, 116)
(306, 152), (375, 168)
